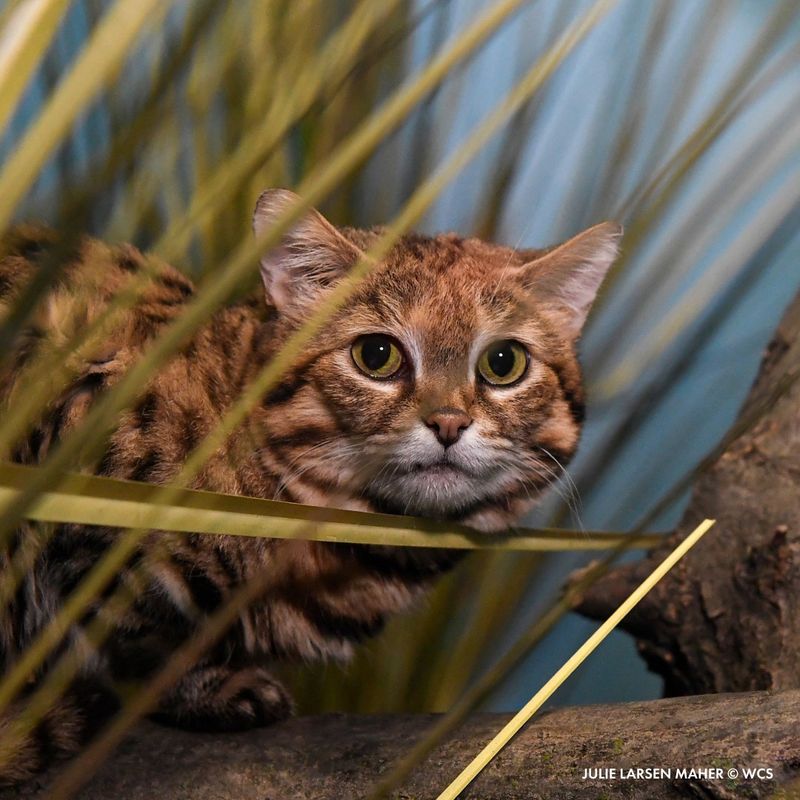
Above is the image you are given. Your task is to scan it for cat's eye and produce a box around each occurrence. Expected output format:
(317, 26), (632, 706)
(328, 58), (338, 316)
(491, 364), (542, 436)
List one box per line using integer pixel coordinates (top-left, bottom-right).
(351, 334), (404, 379)
(477, 340), (529, 386)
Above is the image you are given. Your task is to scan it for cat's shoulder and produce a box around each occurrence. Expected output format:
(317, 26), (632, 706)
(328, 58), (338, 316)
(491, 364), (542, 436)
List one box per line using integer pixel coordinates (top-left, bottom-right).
(0, 224), (201, 353)
(1, 224), (191, 293)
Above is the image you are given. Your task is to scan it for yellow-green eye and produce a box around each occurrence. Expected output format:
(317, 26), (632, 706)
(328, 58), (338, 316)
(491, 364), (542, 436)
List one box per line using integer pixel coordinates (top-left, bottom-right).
(351, 334), (404, 379)
(478, 340), (529, 386)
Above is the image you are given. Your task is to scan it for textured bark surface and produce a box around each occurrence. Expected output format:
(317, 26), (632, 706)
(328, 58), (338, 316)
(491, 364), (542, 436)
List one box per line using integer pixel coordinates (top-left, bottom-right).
(572, 291), (800, 695)
(10, 691), (800, 799)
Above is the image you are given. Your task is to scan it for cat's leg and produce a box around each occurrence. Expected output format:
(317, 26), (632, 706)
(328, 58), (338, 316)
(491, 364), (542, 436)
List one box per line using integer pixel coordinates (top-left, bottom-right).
(151, 663), (293, 732)
(0, 677), (119, 785)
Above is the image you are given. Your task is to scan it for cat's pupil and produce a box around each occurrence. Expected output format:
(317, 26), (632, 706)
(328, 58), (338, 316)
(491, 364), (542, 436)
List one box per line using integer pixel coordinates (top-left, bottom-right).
(361, 336), (392, 371)
(488, 342), (515, 377)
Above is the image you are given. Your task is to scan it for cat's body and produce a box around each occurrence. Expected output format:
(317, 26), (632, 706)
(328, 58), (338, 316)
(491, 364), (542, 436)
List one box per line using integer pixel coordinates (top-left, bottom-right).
(0, 190), (620, 782)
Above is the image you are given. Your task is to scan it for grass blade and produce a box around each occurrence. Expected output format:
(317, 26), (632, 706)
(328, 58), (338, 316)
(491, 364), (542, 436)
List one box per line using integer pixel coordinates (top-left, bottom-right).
(435, 518), (715, 800)
(596, 155), (800, 399)
(0, 0), (172, 230)
(155, 0), (535, 263)
(0, 0), (71, 132)
(0, 462), (660, 552)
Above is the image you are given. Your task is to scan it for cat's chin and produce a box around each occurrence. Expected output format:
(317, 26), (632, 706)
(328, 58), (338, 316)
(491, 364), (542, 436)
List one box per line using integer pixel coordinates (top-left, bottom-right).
(364, 463), (509, 519)
(414, 463), (463, 479)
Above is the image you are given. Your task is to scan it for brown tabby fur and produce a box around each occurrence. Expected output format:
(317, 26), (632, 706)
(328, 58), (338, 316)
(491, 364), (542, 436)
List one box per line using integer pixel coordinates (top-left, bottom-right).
(0, 190), (620, 782)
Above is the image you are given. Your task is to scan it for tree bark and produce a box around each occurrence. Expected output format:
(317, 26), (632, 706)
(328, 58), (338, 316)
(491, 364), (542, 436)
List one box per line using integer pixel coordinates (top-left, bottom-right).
(572, 291), (800, 696)
(9, 690), (800, 799)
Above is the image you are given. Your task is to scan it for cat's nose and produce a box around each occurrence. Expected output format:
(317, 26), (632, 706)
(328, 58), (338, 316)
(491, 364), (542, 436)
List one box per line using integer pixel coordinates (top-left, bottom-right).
(425, 408), (472, 447)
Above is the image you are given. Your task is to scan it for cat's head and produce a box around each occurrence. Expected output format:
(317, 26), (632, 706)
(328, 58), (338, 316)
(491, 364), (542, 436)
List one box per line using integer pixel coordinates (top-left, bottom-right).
(253, 189), (620, 532)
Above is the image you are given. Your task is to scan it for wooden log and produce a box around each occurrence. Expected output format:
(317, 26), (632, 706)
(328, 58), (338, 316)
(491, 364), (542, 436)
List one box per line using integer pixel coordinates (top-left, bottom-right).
(9, 690), (800, 799)
(571, 291), (800, 697)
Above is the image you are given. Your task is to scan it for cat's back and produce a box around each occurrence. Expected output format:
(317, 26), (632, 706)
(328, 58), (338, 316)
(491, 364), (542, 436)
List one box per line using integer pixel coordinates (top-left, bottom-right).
(0, 225), (199, 353)
(0, 226), (268, 474)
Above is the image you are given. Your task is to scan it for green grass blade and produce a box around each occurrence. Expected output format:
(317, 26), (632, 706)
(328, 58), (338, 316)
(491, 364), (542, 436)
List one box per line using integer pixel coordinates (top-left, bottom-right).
(155, 0), (533, 263)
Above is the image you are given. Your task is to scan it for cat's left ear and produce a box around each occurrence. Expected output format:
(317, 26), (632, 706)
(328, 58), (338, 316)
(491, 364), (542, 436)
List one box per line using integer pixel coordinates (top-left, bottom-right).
(252, 188), (365, 317)
(516, 221), (622, 339)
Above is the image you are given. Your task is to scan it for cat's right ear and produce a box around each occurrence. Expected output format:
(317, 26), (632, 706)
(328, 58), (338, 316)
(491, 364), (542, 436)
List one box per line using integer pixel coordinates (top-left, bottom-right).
(253, 188), (364, 317)
(516, 221), (622, 340)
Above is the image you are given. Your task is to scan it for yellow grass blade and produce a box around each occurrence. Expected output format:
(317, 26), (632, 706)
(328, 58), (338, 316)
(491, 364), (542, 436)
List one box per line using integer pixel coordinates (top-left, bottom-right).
(436, 518), (716, 800)
(0, 0), (171, 230)
(0, 462), (660, 552)
(367, 546), (624, 798)
(0, 0), (71, 132)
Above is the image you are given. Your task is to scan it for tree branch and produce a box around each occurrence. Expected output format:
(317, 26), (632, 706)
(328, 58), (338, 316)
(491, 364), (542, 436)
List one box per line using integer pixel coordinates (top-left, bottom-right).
(9, 690), (800, 799)
(571, 290), (800, 696)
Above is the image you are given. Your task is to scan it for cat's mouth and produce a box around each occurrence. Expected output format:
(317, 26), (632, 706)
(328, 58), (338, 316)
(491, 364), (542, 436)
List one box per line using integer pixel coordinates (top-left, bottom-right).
(361, 438), (514, 517)
(402, 462), (469, 478)
(365, 460), (503, 519)
(422, 464), (460, 474)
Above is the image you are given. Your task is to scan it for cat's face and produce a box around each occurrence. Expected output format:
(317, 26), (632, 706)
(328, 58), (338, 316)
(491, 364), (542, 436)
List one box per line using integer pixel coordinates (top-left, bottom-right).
(254, 190), (620, 532)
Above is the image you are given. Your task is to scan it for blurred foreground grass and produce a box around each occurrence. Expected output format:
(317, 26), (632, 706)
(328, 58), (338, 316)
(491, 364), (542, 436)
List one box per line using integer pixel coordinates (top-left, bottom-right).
(0, 0), (798, 772)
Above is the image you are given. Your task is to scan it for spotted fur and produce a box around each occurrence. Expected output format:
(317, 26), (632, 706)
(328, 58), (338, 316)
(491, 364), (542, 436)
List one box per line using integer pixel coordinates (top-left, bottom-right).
(0, 192), (620, 782)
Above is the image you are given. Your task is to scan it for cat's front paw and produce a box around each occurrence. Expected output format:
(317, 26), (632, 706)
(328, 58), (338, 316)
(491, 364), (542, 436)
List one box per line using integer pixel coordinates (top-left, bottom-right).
(153, 664), (293, 732)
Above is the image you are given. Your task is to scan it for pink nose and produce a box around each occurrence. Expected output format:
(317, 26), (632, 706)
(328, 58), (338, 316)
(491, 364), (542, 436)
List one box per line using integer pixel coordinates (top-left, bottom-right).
(425, 408), (472, 447)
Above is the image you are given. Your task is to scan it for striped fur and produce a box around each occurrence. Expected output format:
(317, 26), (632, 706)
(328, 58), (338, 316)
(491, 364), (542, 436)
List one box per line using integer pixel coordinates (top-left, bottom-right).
(0, 193), (620, 782)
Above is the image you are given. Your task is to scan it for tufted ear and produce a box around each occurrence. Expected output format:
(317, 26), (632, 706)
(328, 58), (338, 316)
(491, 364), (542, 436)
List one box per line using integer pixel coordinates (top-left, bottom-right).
(252, 188), (364, 316)
(516, 221), (622, 339)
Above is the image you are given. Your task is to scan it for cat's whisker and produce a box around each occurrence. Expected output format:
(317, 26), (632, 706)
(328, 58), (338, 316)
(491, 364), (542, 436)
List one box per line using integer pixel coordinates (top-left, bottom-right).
(270, 438), (367, 500)
(536, 446), (585, 534)
(514, 449), (585, 534)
